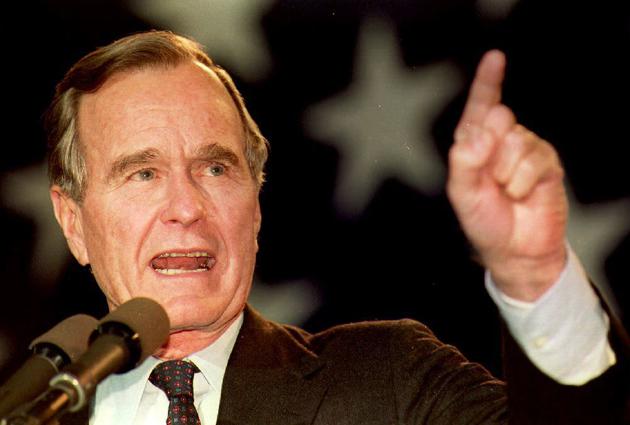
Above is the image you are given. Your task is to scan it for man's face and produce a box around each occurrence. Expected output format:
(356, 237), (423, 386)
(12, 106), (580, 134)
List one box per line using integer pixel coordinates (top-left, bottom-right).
(52, 63), (261, 333)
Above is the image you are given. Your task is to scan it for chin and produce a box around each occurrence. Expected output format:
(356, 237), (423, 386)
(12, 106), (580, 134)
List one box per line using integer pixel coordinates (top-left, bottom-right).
(165, 304), (223, 331)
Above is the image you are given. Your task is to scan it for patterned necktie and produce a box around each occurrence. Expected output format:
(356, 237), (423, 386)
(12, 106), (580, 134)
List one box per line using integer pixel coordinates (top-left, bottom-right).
(149, 360), (201, 425)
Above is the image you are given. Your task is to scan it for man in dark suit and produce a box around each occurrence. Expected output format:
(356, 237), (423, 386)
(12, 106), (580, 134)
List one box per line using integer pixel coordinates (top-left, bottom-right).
(47, 31), (628, 424)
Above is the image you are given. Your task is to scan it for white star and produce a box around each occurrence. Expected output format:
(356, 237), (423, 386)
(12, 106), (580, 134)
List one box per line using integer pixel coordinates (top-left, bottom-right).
(476, 0), (521, 20)
(304, 18), (463, 216)
(566, 186), (630, 316)
(248, 278), (321, 326)
(0, 162), (70, 291)
(129, 0), (273, 80)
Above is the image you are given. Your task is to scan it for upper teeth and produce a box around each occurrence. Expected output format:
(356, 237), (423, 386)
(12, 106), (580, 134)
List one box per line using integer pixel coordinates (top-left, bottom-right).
(158, 252), (209, 258)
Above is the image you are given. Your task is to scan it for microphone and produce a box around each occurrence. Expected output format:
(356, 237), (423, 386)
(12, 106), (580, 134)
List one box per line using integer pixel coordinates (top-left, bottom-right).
(0, 314), (98, 417)
(3, 297), (169, 425)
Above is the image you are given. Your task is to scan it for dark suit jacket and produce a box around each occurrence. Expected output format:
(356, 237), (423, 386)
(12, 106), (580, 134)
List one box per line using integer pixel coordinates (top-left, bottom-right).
(61, 305), (628, 425)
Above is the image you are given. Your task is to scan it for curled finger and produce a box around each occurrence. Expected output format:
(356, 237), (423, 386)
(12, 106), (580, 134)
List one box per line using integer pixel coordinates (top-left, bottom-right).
(505, 140), (563, 199)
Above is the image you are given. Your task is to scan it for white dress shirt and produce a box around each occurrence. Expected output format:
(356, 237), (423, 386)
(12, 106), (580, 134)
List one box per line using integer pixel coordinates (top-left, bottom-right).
(90, 314), (242, 425)
(89, 251), (615, 424)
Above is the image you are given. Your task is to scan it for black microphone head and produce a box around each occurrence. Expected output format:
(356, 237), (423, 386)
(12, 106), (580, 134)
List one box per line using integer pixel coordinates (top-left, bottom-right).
(29, 314), (98, 364)
(0, 315), (97, 418)
(93, 297), (169, 368)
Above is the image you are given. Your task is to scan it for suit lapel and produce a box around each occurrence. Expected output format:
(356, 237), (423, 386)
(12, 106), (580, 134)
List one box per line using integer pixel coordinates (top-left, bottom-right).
(217, 306), (329, 425)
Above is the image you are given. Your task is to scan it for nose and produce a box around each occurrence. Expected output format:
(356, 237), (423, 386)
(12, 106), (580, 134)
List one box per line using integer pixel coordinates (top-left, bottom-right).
(160, 173), (206, 226)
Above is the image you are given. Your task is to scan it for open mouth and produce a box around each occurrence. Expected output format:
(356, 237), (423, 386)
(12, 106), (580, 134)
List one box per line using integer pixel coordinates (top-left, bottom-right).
(150, 252), (216, 275)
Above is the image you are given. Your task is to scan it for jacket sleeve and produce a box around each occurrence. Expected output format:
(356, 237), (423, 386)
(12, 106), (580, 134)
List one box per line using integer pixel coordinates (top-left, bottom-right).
(388, 319), (508, 424)
(502, 311), (629, 425)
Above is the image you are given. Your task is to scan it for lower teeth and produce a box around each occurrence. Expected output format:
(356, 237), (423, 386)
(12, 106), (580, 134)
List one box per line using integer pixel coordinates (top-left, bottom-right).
(155, 268), (207, 275)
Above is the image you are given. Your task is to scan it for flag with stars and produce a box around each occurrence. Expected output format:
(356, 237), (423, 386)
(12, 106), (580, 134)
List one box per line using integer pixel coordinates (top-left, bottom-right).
(0, 0), (628, 380)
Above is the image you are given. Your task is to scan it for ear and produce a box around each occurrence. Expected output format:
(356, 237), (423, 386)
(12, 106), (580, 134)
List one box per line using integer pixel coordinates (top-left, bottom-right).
(254, 200), (262, 253)
(50, 185), (90, 266)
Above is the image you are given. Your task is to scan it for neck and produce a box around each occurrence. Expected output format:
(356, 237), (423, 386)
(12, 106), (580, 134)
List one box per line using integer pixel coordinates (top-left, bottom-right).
(153, 314), (240, 359)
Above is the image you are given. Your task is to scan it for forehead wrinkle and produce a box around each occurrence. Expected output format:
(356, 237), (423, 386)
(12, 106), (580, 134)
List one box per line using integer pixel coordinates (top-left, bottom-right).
(107, 148), (161, 183)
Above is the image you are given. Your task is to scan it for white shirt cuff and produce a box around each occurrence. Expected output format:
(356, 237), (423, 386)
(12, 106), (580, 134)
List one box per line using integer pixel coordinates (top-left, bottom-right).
(485, 248), (616, 385)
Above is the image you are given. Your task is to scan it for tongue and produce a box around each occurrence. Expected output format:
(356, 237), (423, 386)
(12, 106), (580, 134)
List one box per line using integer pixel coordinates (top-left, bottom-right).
(151, 257), (209, 270)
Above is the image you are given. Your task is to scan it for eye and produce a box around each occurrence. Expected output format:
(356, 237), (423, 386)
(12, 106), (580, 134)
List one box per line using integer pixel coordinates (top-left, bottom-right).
(206, 163), (226, 177)
(131, 169), (155, 181)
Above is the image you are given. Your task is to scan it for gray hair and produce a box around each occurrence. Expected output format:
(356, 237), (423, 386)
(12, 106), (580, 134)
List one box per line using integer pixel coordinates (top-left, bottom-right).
(46, 30), (268, 202)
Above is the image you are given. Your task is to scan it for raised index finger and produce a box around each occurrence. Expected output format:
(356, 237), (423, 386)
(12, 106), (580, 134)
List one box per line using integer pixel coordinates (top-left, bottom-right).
(458, 50), (506, 129)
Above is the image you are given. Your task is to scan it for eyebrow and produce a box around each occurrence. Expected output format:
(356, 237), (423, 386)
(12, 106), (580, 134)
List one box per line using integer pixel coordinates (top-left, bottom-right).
(194, 144), (240, 167)
(105, 144), (241, 184)
(107, 148), (160, 183)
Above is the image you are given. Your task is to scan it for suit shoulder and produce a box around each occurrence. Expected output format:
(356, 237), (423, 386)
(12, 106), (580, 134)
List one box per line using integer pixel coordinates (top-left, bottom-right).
(313, 317), (436, 340)
(286, 318), (441, 360)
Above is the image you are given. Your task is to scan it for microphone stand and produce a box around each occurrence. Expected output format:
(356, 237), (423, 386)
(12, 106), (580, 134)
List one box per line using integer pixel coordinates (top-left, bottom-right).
(1, 297), (168, 425)
(2, 333), (132, 425)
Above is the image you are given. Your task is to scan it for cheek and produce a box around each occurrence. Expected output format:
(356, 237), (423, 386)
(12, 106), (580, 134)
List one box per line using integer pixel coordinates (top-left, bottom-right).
(81, 202), (152, 302)
(226, 198), (259, 246)
(203, 178), (258, 235)
(81, 201), (139, 267)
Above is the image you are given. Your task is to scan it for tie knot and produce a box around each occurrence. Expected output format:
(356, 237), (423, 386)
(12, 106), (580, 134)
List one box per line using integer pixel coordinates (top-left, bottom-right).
(149, 360), (199, 399)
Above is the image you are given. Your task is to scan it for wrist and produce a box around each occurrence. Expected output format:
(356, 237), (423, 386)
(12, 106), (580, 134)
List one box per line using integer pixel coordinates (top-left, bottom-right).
(486, 248), (567, 302)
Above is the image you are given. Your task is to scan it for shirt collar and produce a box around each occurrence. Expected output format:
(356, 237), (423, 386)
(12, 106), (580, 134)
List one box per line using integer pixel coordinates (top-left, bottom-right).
(91, 312), (243, 425)
(186, 312), (243, 391)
